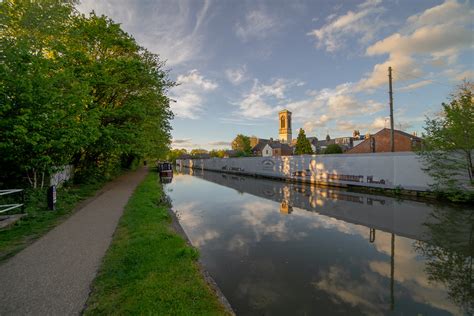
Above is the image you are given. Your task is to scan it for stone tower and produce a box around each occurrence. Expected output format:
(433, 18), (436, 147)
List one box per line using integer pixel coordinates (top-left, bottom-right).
(278, 109), (292, 144)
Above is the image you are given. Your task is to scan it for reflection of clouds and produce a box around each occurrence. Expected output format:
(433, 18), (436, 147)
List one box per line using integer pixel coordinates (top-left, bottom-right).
(229, 201), (308, 253)
(368, 233), (461, 315)
(236, 277), (281, 311)
(293, 207), (368, 237)
(173, 201), (202, 228)
(314, 266), (387, 316)
(234, 259), (281, 312)
(239, 201), (290, 242)
(171, 174), (193, 184)
(297, 208), (461, 315)
(193, 229), (220, 247)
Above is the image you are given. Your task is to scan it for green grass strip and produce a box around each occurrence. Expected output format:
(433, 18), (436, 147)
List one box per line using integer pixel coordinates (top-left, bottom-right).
(84, 171), (229, 315)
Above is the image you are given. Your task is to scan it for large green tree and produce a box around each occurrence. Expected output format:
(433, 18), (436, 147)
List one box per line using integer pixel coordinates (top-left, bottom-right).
(0, 0), (173, 187)
(0, 0), (99, 187)
(231, 134), (251, 156)
(294, 129), (313, 155)
(418, 82), (473, 201)
(323, 144), (343, 154)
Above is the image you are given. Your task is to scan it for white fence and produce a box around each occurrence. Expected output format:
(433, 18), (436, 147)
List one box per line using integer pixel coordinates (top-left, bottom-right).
(177, 152), (434, 191)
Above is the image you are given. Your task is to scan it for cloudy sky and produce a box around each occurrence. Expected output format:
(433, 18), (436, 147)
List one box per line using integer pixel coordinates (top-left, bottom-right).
(78, 0), (473, 150)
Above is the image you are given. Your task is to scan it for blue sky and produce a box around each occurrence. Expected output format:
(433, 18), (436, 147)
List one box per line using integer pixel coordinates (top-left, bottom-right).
(78, 0), (473, 150)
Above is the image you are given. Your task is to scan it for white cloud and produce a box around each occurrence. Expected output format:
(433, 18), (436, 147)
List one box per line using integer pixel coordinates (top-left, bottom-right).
(177, 69), (218, 91)
(235, 9), (278, 42)
(77, 0), (212, 66)
(170, 69), (218, 119)
(452, 69), (474, 82)
(308, 0), (386, 52)
(171, 138), (201, 149)
(208, 141), (231, 147)
(235, 78), (291, 119)
(397, 80), (432, 92)
(225, 66), (248, 85)
(357, 0), (473, 91)
(234, 78), (385, 135)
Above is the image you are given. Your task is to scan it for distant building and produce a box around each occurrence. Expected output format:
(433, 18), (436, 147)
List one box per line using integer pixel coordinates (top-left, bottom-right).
(346, 128), (422, 154)
(278, 110), (292, 144)
(307, 134), (354, 153)
(262, 140), (293, 157)
(251, 138), (270, 156)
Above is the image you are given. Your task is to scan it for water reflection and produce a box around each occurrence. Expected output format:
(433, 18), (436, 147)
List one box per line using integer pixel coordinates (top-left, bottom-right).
(166, 167), (472, 315)
(414, 206), (473, 314)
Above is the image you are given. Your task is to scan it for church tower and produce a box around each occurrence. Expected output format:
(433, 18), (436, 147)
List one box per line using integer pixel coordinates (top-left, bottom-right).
(278, 109), (292, 144)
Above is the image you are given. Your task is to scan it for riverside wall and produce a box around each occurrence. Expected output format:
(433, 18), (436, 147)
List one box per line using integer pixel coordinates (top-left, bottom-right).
(176, 152), (434, 191)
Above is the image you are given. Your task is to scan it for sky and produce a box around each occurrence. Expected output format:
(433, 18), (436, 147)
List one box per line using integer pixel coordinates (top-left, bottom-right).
(77, 0), (473, 151)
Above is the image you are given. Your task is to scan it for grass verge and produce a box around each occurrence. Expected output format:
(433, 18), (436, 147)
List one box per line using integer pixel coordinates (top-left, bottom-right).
(84, 171), (229, 315)
(0, 179), (108, 262)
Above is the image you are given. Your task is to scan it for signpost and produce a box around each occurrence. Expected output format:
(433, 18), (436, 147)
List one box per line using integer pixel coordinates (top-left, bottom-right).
(48, 185), (56, 210)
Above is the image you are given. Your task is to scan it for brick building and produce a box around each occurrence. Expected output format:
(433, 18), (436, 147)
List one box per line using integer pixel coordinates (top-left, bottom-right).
(346, 128), (422, 154)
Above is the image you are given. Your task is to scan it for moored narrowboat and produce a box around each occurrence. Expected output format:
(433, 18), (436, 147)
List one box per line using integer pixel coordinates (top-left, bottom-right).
(157, 161), (173, 179)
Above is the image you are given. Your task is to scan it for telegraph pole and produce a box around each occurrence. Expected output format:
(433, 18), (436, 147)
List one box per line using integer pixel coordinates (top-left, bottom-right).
(389, 67), (395, 310)
(388, 67), (395, 152)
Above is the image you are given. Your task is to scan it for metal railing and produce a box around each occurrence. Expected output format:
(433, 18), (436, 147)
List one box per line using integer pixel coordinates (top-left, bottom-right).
(0, 189), (25, 214)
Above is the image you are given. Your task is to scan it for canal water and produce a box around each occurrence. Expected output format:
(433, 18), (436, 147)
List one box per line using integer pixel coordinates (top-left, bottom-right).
(165, 168), (473, 316)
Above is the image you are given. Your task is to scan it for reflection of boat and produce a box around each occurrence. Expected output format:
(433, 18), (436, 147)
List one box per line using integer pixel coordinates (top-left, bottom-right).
(157, 161), (173, 180)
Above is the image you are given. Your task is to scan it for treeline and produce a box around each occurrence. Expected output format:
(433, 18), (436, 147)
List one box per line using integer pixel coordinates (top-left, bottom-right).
(0, 0), (173, 188)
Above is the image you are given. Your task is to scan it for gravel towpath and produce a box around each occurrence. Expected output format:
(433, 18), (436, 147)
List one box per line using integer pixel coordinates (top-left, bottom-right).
(0, 168), (148, 315)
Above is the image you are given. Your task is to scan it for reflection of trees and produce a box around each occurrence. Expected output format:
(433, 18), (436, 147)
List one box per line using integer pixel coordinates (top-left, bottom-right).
(414, 206), (473, 314)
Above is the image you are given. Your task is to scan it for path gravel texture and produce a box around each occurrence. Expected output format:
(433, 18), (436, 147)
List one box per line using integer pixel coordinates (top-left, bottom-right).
(0, 168), (148, 315)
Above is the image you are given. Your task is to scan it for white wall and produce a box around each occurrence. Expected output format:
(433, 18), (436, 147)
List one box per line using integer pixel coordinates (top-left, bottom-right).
(177, 152), (434, 191)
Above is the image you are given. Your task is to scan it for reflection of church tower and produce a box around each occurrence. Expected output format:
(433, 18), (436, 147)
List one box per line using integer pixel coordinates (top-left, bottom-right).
(279, 109), (292, 144)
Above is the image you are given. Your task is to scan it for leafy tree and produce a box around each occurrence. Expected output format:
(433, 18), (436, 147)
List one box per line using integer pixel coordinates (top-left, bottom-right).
(231, 134), (251, 156)
(0, 1), (173, 187)
(209, 149), (226, 158)
(323, 144), (343, 154)
(190, 149), (208, 157)
(166, 149), (188, 162)
(418, 82), (473, 201)
(294, 129), (313, 155)
(0, 0), (98, 187)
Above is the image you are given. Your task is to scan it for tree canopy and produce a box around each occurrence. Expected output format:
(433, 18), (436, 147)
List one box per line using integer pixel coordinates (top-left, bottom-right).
(0, 0), (173, 187)
(323, 144), (343, 154)
(418, 82), (473, 201)
(294, 129), (313, 155)
(231, 134), (252, 156)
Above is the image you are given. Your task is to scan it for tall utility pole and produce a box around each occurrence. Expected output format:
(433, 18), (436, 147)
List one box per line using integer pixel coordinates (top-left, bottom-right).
(388, 67), (395, 152)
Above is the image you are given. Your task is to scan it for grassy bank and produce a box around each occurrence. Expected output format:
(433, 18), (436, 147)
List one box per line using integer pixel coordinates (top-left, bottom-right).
(0, 179), (108, 262)
(84, 171), (229, 315)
